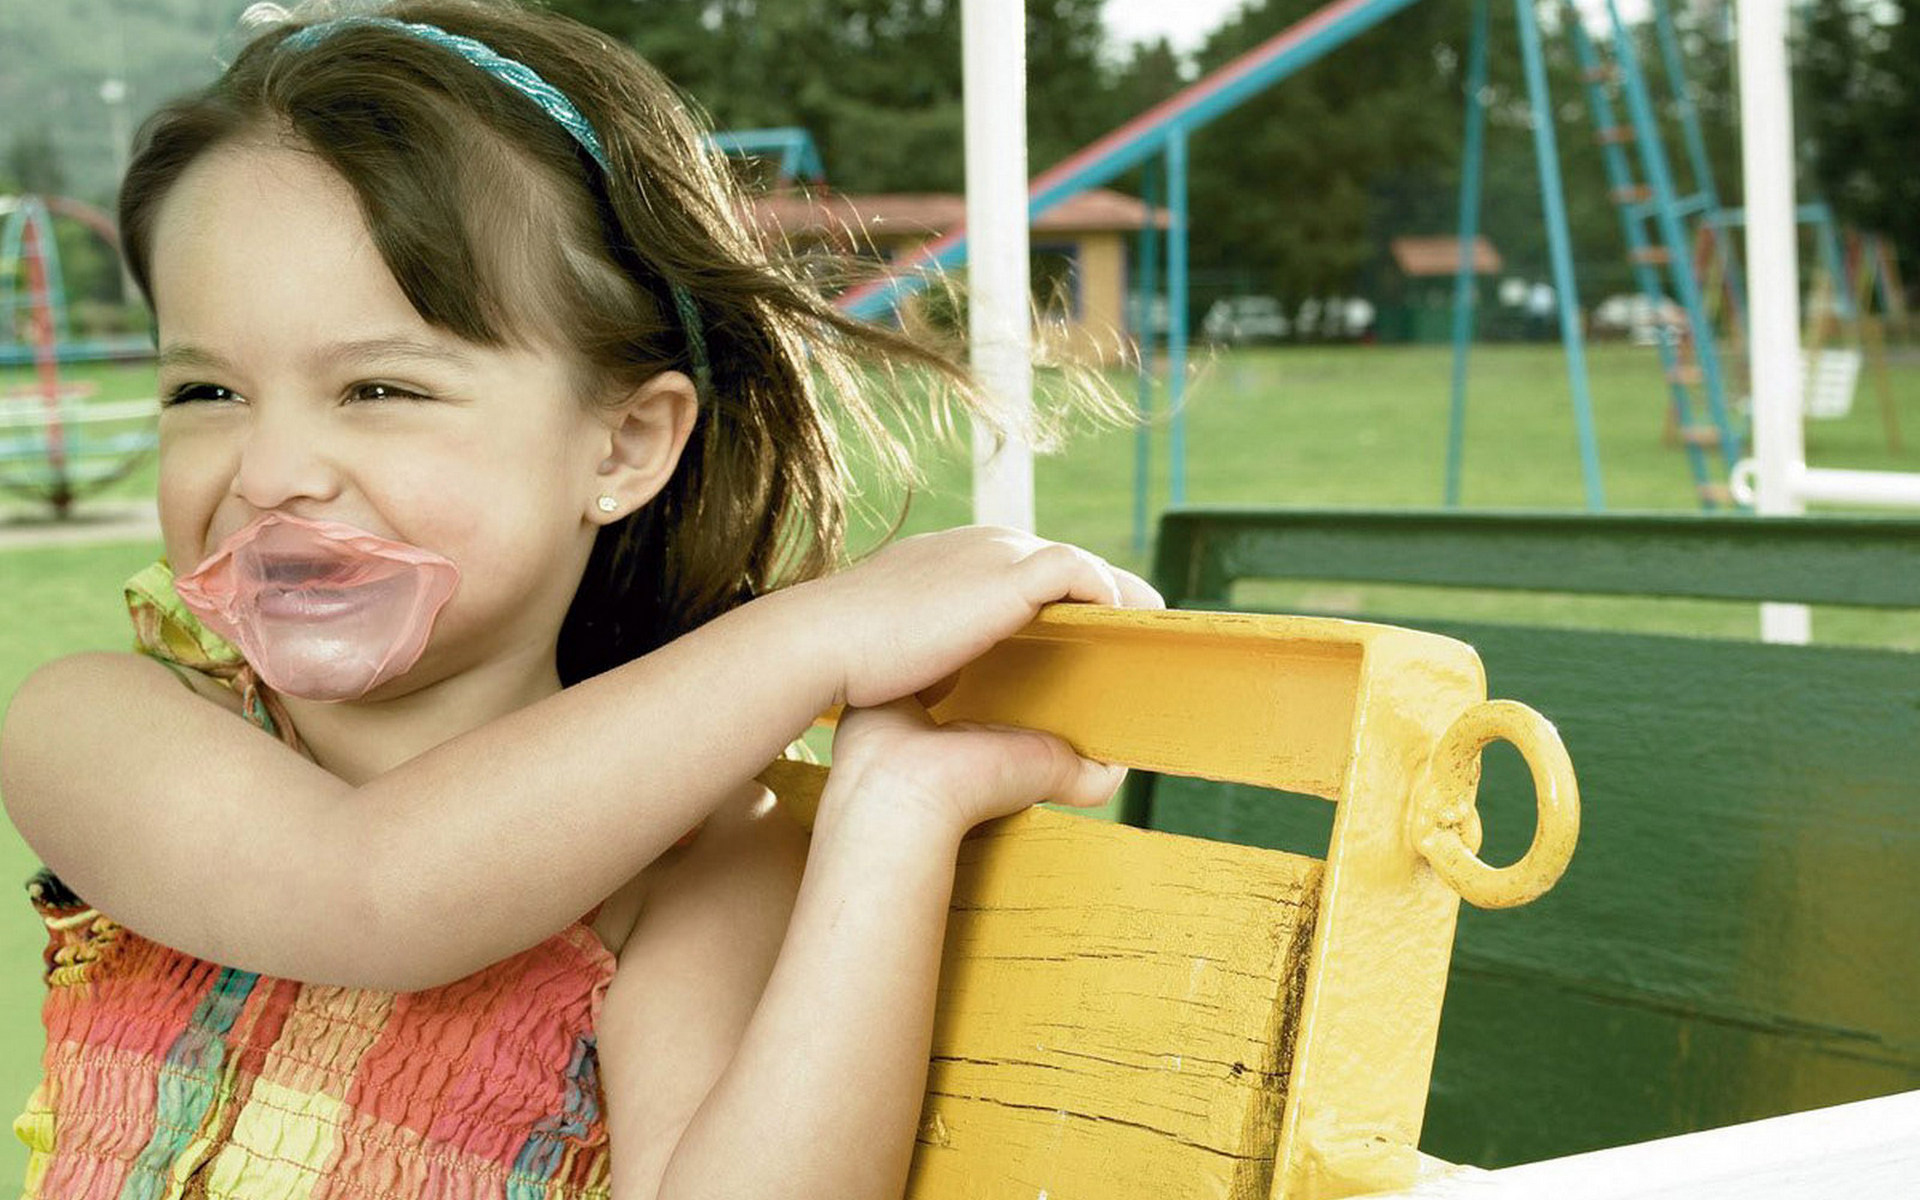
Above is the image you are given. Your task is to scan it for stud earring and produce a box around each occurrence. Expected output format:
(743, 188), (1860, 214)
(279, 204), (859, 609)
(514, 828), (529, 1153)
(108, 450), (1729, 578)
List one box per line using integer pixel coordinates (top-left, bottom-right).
(596, 495), (619, 514)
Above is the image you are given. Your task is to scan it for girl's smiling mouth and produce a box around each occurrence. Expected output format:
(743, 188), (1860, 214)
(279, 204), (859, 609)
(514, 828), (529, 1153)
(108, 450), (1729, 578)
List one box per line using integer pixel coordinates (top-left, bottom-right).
(253, 583), (365, 620)
(258, 557), (348, 587)
(174, 512), (462, 700)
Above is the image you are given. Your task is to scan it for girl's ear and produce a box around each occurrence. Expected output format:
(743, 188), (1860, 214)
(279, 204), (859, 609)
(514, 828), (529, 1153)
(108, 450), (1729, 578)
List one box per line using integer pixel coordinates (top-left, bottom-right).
(589, 370), (698, 523)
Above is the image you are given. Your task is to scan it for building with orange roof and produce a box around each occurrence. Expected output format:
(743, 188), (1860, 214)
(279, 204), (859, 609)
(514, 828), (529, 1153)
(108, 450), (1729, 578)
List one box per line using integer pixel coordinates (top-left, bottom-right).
(751, 188), (1169, 364)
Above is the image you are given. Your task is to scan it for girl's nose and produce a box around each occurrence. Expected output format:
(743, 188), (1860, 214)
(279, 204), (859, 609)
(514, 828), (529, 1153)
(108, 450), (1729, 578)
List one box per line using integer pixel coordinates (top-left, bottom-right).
(230, 402), (343, 510)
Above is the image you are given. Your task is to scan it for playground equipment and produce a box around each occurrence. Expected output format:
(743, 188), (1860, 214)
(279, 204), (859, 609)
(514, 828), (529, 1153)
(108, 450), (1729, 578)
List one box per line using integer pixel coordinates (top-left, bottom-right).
(838, 0), (1572, 544)
(0, 195), (157, 519)
(834, 0), (1729, 535)
(1834, 230), (1909, 449)
(1800, 216), (1871, 421)
(1447, 0), (1890, 512)
(710, 127), (827, 186)
(1735, 0), (1920, 576)
(1800, 218), (1900, 444)
(767, 602), (1576, 1198)
(832, 0), (1909, 526)
(1131, 507), (1920, 1175)
(1547, 0), (1741, 505)
(1700, 202), (1900, 442)
(1849, 229), (1911, 344)
(802, 5), (1919, 1189)
(0, 195), (149, 367)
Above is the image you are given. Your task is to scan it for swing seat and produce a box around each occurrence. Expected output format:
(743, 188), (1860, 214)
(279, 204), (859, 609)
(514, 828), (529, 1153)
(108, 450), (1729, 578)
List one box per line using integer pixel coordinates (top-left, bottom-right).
(1134, 508), (1920, 1184)
(764, 605), (1578, 1200)
(1803, 347), (1862, 419)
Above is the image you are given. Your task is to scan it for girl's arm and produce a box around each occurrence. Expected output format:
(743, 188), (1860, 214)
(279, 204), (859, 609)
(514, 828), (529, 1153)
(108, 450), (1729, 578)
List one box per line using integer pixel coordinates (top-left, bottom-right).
(599, 697), (1127, 1200)
(0, 526), (1156, 993)
(0, 580), (829, 991)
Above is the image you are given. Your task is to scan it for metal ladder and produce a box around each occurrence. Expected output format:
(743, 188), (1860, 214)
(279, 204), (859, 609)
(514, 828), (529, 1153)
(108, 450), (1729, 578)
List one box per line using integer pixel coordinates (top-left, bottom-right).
(1560, 0), (1743, 507)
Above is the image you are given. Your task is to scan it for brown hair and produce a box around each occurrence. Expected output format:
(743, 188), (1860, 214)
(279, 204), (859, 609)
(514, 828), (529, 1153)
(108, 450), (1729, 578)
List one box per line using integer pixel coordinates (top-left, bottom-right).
(121, 0), (1056, 685)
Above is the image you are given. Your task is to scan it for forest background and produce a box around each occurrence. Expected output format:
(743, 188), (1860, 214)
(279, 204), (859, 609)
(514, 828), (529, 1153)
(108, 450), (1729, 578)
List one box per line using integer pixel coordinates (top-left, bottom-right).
(1, 0), (1914, 330)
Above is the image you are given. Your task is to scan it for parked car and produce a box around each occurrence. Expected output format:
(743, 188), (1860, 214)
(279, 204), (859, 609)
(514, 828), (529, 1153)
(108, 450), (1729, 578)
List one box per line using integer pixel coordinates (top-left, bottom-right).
(1203, 295), (1290, 343)
(1591, 292), (1685, 345)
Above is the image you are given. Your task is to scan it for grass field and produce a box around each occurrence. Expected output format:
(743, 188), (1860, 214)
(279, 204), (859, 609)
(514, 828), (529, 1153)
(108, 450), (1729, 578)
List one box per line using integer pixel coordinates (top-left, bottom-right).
(1, 340), (1917, 1181)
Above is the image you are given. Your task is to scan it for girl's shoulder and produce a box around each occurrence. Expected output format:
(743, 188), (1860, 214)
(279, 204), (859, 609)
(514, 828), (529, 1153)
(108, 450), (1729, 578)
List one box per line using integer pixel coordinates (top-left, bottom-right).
(4, 560), (251, 729)
(8, 649), (248, 730)
(116, 648), (249, 715)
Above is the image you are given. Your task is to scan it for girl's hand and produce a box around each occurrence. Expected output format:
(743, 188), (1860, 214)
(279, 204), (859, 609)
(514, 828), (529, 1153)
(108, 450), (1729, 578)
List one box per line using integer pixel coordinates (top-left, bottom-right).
(807, 526), (1163, 710)
(822, 696), (1126, 842)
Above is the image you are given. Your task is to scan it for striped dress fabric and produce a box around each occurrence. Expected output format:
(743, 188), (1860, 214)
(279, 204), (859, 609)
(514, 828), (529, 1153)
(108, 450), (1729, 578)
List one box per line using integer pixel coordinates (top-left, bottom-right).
(15, 876), (616, 1200)
(11, 561), (617, 1198)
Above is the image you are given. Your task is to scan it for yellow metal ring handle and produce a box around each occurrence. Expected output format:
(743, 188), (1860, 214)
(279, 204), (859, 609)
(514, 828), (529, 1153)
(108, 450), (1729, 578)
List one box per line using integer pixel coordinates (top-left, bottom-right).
(1408, 700), (1579, 910)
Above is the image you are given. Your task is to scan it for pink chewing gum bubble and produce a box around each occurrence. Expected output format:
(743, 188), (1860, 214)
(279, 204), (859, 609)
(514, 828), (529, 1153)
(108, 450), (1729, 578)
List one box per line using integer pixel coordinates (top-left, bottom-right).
(174, 512), (461, 702)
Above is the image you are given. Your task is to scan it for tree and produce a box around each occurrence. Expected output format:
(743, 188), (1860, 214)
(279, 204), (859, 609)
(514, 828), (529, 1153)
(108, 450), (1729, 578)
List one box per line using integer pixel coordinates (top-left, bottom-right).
(1800, 0), (1920, 281)
(549, 0), (1123, 194)
(5, 127), (68, 196)
(1181, 0), (1466, 302)
(1108, 36), (1184, 118)
(1165, 0), (1726, 317)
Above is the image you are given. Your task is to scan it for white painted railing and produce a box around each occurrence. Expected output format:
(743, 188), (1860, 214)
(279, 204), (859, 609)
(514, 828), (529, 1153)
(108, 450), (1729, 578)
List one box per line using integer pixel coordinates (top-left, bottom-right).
(1732, 460), (1920, 510)
(1363, 1089), (1920, 1199)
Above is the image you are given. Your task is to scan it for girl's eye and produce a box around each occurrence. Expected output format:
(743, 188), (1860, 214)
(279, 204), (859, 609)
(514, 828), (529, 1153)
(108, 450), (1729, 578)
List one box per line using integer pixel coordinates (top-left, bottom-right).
(159, 382), (431, 406)
(347, 382), (430, 403)
(161, 383), (239, 407)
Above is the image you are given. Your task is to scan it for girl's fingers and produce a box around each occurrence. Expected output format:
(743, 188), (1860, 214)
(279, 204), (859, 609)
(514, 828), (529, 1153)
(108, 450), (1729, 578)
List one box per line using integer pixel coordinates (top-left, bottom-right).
(914, 671), (963, 709)
(1047, 544), (1123, 606)
(981, 726), (1126, 809)
(1055, 760), (1128, 808)
(1053, 555), (1161, 612)
(837, 709), (1129, 826)
(1022, 542), (1125, 607)
(1113, 567), (1166, 609)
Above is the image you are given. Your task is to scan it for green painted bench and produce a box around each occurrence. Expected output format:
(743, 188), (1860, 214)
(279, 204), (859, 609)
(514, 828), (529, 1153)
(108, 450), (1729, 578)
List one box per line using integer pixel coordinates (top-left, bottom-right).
(1123, 508), (1920, 1169)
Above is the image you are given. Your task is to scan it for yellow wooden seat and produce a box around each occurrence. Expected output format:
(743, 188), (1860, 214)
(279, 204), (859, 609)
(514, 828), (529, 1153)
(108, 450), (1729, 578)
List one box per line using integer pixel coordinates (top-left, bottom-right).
(763, 606), (1579, 1200)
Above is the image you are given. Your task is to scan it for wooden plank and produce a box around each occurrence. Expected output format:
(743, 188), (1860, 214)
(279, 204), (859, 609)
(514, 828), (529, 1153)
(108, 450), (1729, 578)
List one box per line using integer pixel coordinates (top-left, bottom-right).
(771, 607), (1494, 1198)
(1423, 965), (1920, 1166)
(1166, 617), (1920, 1166)
(1155, 510), (1920, 608)
(930, 606), (1363, 799)
(1139, 507), (1920, 1168)
(769, 753), (1327, 1196)
(772, 606), (1493, 1197)
(909, 808), (1323, 1200)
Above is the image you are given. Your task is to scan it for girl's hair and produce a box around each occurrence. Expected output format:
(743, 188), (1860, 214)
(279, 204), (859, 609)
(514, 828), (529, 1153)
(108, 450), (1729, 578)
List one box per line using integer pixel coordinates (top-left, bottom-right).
(120, 0), (1051, 685)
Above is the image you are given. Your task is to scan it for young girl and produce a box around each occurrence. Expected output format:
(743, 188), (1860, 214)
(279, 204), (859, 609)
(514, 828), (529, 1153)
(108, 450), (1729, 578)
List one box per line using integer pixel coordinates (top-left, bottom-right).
(0, 2), (1160, 1197)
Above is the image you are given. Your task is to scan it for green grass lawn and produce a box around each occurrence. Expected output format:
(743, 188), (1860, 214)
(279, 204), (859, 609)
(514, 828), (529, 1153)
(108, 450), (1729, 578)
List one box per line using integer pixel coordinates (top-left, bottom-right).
(1, 340), (1917, 1180)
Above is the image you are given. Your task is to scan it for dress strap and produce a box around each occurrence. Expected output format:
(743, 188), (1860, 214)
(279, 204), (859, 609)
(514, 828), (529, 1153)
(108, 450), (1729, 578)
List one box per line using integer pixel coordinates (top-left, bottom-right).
(124, 559), (305, 754)
(148, 656), (199, 693)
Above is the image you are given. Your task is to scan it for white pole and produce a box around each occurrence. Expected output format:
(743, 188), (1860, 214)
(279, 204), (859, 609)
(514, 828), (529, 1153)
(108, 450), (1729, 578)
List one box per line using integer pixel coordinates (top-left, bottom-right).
(963, 0), (1035, 532)
(1733, 462), (1920, 510)
(1736, 0), (1809, 644)
(1798, 467), (1920, 508)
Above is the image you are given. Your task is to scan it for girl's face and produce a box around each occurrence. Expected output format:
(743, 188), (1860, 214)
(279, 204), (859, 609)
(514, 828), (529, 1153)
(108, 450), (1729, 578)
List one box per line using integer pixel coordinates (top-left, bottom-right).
(149, 140), (614, 696)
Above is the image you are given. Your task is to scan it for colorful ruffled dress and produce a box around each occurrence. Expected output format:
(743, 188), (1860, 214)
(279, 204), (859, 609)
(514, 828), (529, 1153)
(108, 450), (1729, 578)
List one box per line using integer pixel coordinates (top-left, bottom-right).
(13, 562), (619, 1199)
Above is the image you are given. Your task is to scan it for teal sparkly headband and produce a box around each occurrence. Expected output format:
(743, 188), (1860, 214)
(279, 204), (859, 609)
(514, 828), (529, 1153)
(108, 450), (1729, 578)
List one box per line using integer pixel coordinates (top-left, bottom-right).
(282, 16), (712, 396)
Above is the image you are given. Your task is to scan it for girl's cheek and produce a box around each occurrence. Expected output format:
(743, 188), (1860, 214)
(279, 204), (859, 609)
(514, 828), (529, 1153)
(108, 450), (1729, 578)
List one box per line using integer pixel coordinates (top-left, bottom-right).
(157, 441), (229, 503)
(157, 430), (242, 539)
